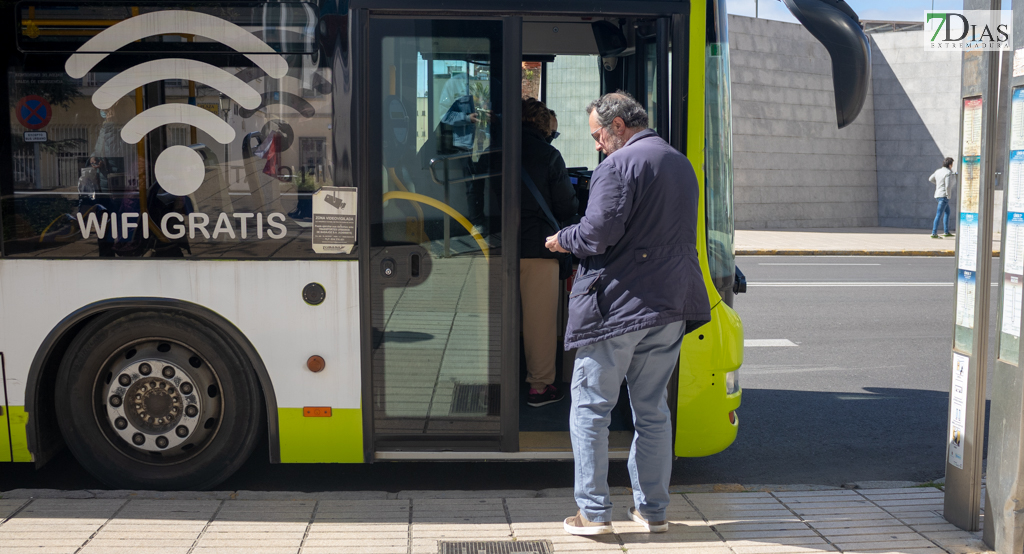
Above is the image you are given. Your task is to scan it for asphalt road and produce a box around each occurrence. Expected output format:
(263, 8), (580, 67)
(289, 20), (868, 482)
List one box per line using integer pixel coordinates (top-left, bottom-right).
(675, 255), (998, 486)
(0, 255), (994, 491)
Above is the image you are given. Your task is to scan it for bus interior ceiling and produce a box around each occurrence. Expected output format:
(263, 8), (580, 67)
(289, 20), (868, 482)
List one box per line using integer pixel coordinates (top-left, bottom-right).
(522, 16), (662, 174)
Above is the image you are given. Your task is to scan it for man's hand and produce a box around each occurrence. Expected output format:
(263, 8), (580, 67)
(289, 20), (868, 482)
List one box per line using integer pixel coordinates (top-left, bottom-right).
(545, 231), (568, 253)
(468, 112), (479, 124)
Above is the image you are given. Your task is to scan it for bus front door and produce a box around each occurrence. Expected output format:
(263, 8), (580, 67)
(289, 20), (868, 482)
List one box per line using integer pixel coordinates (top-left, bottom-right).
(366, 16), (517, 453)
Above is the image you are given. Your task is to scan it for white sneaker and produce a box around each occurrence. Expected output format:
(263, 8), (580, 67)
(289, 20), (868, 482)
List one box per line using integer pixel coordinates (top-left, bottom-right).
(629, 507), (668, 533)
(563, 510), (613, 535)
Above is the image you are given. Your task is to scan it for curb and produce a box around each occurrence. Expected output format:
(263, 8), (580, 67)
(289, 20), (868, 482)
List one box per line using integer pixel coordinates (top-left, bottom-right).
(0, 481), (943, 500)
(736, 249), (1001, 257)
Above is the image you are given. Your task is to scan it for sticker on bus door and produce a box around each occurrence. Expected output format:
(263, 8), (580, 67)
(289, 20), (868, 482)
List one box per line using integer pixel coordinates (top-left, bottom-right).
(312, 187), (358, 254)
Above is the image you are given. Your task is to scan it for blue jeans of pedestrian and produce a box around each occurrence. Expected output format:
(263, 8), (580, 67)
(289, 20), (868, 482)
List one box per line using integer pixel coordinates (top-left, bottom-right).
(933, 197), (950, 235)
(570, 320), (686, 523)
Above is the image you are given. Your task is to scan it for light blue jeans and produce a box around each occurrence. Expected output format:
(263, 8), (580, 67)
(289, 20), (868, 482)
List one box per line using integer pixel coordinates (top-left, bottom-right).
(933, 197), (950, 235)
(570, 320), (686, 523)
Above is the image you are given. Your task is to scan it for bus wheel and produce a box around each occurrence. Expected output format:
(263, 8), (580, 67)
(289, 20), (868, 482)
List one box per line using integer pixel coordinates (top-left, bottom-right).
(55, 310), (263, 490)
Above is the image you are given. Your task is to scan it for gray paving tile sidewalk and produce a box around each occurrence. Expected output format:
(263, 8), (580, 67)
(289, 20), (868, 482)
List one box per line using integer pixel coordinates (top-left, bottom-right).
(735, 227), (1001, 256)
(0, 487), (989, 554)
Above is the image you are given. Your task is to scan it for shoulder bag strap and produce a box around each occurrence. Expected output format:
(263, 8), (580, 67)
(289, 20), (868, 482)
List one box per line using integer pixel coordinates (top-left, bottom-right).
(521, 165), (561, 231)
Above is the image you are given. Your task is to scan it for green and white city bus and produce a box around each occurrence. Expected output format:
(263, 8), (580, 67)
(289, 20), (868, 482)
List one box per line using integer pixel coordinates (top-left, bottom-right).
(0, 0), (869, 489)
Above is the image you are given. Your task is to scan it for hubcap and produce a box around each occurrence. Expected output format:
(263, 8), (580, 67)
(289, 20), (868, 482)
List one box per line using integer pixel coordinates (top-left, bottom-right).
(105, 360), (201, 452)
(97, 340), (221, 460)
(125, 377), (184, 433)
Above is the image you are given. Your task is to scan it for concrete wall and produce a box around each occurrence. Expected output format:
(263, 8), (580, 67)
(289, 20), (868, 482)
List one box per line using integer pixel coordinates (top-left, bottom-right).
(729, 15), (878, 229)
(870, 31), (962, 228)
(729, 17), (1005, 230)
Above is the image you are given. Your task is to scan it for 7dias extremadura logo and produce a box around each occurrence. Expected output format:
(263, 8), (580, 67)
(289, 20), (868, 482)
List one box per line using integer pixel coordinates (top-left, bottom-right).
(924, 10), (1012, 50)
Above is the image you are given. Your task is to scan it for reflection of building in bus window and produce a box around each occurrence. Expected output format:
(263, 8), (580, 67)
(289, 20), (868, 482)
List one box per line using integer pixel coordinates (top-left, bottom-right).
(415, 98), (429, 150)
(77, 157), (103, 199)
(77, 99), (145, 257)
(54, 125), (90, 192)
(167, 124), (190, 147)
(90, 98), (137, 194)
(300, 137), (327, 183)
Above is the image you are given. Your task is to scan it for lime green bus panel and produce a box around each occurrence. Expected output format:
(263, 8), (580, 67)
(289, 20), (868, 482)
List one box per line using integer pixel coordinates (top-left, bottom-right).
(675, 301), (743, 457)
(278, 407), (364, 463)
(673, 0), (743, 458)
(1, 353), (8, 461)
(0, 406), (9, 462)
(8, 406), (31, 462)
(685, 0), (722, 310)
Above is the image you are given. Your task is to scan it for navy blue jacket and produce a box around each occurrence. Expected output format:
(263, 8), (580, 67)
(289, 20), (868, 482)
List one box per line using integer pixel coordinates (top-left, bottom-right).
(559, 129), (711, 350)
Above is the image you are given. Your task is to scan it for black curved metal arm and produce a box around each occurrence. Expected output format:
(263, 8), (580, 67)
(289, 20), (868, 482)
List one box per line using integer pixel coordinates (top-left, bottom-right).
(782, 0), (871, 129)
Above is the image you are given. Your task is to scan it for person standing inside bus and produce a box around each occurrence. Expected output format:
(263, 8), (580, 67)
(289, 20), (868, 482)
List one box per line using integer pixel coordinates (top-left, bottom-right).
(929, 157), (956, 238)
(545, 92), (710, 535)
(546, 108), (560, 144)
(521, 98), (577, 407)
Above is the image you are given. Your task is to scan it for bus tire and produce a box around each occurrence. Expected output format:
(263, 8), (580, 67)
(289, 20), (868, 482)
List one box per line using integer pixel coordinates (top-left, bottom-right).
(55, 309), (263, 490)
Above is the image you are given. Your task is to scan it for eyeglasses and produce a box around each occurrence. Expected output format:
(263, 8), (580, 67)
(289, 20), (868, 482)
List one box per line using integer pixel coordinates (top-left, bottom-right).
(590, 126), (606, 142)
(545, 131), (560, 143)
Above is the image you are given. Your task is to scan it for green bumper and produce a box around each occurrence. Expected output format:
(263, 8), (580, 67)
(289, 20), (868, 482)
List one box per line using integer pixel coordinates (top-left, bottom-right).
(674, 301), (743, 457)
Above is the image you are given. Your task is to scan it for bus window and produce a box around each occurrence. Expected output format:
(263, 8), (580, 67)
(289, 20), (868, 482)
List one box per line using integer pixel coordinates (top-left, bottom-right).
(705, 0), (735, 302)
(377, 37), (498, 249)
(544, 55), (601, 171)
(5, 3), (333, 259)
(644, 38), (663, 137)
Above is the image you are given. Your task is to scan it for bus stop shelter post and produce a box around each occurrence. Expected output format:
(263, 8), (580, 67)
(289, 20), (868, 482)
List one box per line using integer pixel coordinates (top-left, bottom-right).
(943, 0), (1001, 533)
(982, 2), (1024, 550)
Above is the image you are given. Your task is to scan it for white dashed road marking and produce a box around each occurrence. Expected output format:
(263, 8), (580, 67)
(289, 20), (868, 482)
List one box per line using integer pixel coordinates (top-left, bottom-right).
(744, 339), (798, 347)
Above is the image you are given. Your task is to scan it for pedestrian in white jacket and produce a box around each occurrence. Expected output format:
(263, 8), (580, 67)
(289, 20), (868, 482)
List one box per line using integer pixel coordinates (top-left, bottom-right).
(929, 157), (956, 238)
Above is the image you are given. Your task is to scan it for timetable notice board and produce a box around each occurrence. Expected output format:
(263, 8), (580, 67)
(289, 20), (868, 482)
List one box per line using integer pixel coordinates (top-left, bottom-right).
(956, 97), (982, 333)
(1003, 89), (1024, 339)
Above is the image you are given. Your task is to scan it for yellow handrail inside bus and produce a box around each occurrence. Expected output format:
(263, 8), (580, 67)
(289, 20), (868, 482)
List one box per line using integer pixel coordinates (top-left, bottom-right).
(386, 168), (428, 243)
(39, 204), (97, 242)
(381, 191), (489, 259)
(21, 17), (128, 38)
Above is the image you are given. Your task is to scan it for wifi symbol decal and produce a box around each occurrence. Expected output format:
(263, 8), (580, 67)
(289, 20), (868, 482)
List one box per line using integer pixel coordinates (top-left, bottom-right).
(65, 11), (289, 197)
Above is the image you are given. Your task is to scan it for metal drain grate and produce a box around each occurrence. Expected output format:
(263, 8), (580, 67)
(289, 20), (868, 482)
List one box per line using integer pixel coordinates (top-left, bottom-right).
(438, 540), (553, 554)
(450, 383), (500, 416)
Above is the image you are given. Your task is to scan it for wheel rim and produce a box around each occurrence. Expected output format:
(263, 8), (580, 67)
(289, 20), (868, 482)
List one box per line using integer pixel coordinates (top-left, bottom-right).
(94, 339), (224, 463)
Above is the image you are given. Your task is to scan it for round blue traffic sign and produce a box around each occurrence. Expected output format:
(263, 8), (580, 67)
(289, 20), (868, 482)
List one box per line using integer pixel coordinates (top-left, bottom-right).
(17, 95), (52, 130)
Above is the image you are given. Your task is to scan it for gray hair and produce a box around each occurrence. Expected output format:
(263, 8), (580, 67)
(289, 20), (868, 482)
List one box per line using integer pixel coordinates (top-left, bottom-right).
(586, 91), (648, 130)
